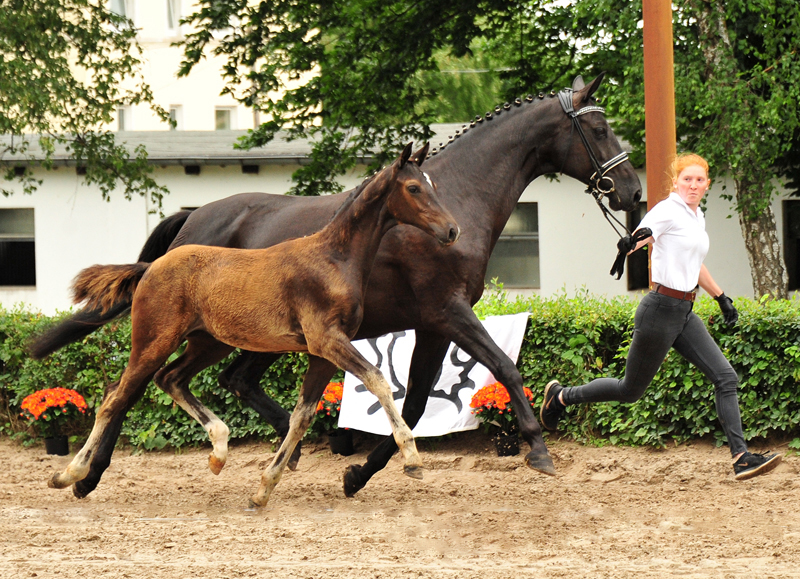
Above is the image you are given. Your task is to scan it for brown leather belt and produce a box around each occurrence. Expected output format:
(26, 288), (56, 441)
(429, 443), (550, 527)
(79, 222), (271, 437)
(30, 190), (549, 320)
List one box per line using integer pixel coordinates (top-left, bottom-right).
(652, 283), (696, 302)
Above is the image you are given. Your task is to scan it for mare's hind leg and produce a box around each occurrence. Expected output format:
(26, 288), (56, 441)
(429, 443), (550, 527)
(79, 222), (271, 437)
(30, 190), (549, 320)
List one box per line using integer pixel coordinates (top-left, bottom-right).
(154, 334), (235, 475)
(218, 351), (302, 470)
(250, 356), (337, 508)
(344, 329), (450, 497)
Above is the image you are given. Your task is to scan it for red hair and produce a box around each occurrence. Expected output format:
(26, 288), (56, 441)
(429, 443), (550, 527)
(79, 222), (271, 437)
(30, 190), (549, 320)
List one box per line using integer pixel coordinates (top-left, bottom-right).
(669, 153), (709, 181)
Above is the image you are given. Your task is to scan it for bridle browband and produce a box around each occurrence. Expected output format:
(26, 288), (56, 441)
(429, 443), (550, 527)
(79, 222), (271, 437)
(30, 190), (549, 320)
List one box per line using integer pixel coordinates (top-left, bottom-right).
(558, 88), (631, 238)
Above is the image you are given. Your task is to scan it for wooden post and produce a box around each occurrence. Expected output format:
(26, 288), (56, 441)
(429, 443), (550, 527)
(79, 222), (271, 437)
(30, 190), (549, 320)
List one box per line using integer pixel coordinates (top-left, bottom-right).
(643, 0), (677, 210)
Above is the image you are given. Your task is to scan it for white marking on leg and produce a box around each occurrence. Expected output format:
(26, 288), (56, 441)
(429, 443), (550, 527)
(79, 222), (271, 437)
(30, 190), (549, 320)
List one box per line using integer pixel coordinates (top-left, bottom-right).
(360, 371), (422, 473)
(250, 399), (315, 507)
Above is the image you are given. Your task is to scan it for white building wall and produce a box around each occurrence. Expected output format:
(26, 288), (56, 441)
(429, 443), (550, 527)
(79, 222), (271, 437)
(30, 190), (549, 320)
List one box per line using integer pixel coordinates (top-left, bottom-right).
(1, 161), (793, 315)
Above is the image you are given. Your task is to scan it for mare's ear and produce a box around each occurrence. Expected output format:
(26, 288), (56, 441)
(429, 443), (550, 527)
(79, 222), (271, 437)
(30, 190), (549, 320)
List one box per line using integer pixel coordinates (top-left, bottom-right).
(573, 72), (606, 107)
(572, 75), (585, 91)
(410, 142), (430, 167)
(398, 142), (413, 169)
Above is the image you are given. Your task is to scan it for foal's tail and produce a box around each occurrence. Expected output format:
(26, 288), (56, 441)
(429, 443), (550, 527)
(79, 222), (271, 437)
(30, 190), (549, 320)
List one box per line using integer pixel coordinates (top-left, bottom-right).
(27, 211), (191, 360)
(71, 263), (150, 315)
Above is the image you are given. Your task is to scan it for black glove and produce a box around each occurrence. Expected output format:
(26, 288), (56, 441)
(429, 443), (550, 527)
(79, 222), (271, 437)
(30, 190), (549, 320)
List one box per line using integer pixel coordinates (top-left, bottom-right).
(610, 228), (652, 280)
(715, 293), (738, 326)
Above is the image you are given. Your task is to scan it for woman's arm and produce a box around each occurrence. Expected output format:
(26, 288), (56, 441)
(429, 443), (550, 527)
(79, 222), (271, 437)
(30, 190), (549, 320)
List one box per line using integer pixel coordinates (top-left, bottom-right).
(698, 264), (723, 297)
(630, 233), (654, 255)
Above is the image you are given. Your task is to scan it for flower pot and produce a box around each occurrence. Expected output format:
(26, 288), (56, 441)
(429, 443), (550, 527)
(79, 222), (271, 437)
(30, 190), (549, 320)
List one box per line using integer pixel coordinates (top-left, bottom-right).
(328, 429), (355, 456)
(494, 432), (519, 457)
(44, 435), (69, 456)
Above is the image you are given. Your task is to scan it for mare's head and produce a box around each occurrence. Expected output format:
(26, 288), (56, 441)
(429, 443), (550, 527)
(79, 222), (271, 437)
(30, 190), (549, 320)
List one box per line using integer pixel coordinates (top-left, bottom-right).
(557, 74), (642, 212)
(372, 143), (460, 246)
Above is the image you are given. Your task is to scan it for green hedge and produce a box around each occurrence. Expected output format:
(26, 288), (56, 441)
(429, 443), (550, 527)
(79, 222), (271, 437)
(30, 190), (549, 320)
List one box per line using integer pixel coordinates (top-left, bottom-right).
(2, 289), (799, 451)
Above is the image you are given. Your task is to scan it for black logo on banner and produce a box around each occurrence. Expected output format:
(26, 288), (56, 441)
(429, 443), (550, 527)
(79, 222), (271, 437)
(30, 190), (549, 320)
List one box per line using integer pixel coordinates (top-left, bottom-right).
(354, 332), (475, 415)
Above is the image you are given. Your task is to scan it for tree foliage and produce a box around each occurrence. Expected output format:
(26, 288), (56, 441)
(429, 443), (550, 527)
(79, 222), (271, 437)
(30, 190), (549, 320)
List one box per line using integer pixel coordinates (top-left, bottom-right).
(179, 0), (800, 295)
(0, 0), (169, 208)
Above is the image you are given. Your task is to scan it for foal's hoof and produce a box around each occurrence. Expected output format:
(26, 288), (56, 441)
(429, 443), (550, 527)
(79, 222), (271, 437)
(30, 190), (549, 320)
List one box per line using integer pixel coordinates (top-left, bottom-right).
(525, 451), (556, 476)
(343, 464), (365, 498)
(48, 473), (70, 489)
(247, 496), (267, 509)
(208, 454), (225, 476)
(72, 482), (93, 499)
(403, 465), (424, 480)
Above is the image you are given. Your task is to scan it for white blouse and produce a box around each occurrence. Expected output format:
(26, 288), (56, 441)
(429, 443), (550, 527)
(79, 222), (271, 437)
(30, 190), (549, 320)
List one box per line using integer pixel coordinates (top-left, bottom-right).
(637, 192), (709, 292)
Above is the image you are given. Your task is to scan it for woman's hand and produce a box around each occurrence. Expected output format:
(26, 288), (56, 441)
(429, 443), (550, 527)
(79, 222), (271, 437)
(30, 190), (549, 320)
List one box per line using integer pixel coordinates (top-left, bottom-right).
(715, 293), (739, 326)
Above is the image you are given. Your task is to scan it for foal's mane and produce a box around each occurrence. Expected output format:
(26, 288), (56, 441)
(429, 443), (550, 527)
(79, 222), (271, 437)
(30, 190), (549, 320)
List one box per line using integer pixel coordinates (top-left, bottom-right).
(329, 171), (379, 224)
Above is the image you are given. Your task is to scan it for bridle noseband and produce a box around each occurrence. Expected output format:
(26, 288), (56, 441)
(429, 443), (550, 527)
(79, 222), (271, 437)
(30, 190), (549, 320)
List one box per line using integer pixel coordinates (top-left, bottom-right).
(558, 88), (631, 237)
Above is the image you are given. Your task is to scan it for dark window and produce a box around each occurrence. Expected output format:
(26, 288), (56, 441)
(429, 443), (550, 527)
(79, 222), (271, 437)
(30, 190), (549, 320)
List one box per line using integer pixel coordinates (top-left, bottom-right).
(0, 208), (36, 286)
(783, 200), (800, 290)
(627, 204), (649, 291)
(485, 203), (539, 288)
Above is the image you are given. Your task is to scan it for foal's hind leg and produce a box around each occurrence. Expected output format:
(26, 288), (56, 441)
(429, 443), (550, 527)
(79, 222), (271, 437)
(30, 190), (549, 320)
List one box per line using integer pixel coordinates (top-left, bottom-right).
(218, 351), (302, 470)
(154, 334), (235, 475)
(250, 356), (337, 508)
(49, 351), (169, 491)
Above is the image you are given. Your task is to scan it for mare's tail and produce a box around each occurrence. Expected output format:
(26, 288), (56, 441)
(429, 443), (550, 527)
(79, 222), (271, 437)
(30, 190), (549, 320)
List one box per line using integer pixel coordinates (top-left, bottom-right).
(71, 262), (150, 315)
(27, 210), (192, 360)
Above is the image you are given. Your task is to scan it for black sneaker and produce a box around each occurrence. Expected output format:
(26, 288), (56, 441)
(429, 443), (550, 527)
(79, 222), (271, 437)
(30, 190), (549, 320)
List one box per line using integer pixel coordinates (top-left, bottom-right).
(733, 452), (782, 481)
(540, 380), (566, 431)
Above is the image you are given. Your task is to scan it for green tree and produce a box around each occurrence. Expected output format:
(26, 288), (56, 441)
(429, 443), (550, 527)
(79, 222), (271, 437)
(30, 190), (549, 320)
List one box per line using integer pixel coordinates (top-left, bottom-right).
(179, 0), (800, 296)
(0, 0), (169, 209)
(565, 0), (800, 298)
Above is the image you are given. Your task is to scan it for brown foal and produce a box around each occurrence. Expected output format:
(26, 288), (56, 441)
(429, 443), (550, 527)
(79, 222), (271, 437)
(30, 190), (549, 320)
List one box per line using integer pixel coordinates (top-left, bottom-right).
(49, 143), (460, 507)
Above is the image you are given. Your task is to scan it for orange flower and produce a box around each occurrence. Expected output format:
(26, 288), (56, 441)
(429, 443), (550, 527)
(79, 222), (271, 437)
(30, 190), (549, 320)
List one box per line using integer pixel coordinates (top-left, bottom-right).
(20, 388), (87, 423)
(470, 382), (535, 433)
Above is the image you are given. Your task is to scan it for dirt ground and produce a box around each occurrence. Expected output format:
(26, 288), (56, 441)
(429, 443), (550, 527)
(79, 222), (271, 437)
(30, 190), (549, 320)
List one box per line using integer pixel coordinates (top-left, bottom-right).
(1, 431), (799, 579)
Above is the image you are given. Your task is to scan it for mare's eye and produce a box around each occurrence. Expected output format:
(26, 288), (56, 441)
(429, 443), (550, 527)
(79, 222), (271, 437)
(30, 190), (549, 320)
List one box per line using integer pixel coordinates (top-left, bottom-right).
(592, 127), (607, 138)
(407, 185), (420, 194)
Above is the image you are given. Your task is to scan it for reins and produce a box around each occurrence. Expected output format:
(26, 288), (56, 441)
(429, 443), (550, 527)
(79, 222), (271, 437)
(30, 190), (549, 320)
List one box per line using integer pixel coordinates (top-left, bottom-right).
(557, 88), (631, 238)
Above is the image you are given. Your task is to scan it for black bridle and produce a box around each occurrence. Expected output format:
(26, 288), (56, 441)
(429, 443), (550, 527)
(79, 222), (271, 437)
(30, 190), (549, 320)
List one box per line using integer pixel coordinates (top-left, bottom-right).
(558, 88), (631, 238)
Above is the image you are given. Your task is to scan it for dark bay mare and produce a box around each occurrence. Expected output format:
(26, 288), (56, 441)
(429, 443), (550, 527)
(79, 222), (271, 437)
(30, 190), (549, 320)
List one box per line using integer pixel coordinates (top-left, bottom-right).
(49, 144), (460, 506)
(31, 74), (641, 498)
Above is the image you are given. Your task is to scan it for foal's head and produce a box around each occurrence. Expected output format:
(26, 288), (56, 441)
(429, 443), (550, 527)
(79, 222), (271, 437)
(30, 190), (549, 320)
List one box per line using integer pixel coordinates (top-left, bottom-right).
(372, 143), (460, 246)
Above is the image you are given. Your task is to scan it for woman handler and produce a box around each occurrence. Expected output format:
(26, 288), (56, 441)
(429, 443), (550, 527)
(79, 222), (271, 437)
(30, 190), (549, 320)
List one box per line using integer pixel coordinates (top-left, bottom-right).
(540, 153), (781, 480)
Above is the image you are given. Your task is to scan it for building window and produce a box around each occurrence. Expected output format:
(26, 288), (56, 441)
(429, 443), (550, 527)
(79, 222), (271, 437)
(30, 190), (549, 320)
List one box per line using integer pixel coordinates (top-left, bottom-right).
(110, 0), (135, 22)
(169, 105), (183, 130)
(484, 203), (539, 288)
(0, 209), (35, 286)
(783, 200), (800, 291)
(627, 204), (649, 291)
(215, 108), (236, 130)
(117, 106), (131, 131)
(166, 0), (180, 34)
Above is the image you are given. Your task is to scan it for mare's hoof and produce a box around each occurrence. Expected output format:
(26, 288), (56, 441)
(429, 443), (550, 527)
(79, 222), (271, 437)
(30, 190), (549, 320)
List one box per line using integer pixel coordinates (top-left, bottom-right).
(208, 454), (225, 476)
(525, 451), (556, 476)
(343, 464), (365, 498)
(73, 483), (91, 499)
(403, 465), (424, 480)
(287, 442), (302, 472)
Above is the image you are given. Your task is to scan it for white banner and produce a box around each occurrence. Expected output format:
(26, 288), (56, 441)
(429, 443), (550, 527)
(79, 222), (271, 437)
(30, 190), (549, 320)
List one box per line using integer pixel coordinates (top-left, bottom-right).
(338, 313), (530, 437)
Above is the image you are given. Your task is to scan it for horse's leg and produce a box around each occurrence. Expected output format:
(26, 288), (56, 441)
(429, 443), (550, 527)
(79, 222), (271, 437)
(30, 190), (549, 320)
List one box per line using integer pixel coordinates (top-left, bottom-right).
(249, 355), (337, 508)
(315, 336), (423, 479)
(154, 334), (235, 475)
(218, 351), (302, 470)
(438, 300), (554, 475)
(48, 346), (172, 492)
(343, 329), (450, 497)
